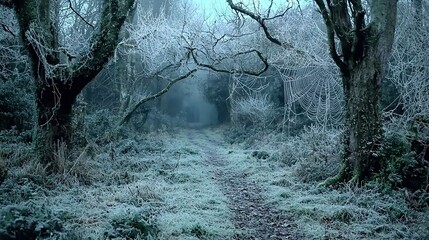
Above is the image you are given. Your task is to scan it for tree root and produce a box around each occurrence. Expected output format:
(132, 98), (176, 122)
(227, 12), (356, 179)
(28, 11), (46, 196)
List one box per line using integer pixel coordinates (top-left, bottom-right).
(319, 163), (353, 188)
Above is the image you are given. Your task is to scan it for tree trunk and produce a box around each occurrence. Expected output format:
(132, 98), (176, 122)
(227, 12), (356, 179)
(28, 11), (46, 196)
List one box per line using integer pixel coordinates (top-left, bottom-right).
(329, 55), (383, 184)
(34, 82), (74, 171)
(7, 0), (135, 172)
(315, 0), (397, 186)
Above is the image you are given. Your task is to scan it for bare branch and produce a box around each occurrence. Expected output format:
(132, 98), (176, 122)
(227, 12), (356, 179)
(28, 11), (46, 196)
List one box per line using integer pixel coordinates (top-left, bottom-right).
(68, 0), (94, 29)
(188, 47), (269, 76)
(267, 0), (274, 17)
(314, 0), (348, 74)
(119, 69), (198, 126)
(264, 5), (291, 21)
(226, 0), (292, 48)
(70, 0), (136, 97)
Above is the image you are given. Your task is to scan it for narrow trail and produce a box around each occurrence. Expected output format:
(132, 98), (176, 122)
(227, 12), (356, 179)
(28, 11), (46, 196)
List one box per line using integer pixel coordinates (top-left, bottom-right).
(187, 129), (293, 240)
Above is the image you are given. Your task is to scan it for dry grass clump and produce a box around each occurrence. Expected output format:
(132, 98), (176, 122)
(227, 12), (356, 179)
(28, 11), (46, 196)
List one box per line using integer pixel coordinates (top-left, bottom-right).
(126, 183), (165, 204)
(2, 141), (97, 188)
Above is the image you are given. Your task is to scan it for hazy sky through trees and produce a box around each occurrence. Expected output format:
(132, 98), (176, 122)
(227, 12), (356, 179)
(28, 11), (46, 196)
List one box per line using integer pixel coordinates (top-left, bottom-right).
(190, 0), (308, 22)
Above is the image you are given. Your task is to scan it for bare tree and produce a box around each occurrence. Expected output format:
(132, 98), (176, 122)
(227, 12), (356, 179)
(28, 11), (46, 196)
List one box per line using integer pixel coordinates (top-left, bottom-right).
(227, 0), (398, 184)
(0, 0), (135, 171)
(388, 1), (429, 124)
(116, 0), (272, 127)
(315, 0), (398, 185)
(115, 1), (197, 126)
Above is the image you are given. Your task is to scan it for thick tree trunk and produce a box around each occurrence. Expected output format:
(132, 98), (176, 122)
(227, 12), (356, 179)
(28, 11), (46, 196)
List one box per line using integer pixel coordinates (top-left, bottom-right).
(346, 59), (383, 180)
(315, 0), (397, 186)
(8, 0), (135, 172)
(34, 80), (75, 171)
(328, 55), (383, 184)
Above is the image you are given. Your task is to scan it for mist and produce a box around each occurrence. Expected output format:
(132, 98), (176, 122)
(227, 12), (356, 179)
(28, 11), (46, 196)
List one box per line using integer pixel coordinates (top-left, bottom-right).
(0, 0), (428, 239)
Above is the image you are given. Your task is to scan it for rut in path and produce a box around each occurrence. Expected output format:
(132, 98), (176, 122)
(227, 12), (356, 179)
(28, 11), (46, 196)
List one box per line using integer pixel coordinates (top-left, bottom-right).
(187, 130), (296, 240)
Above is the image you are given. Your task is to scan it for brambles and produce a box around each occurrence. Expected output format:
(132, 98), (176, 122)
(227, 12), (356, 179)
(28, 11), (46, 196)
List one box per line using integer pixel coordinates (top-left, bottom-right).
(279, 126), (342, 183)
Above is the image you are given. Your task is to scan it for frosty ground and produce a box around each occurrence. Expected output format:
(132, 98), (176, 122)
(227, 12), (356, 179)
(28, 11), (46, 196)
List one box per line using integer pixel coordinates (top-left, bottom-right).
(0, 127), (428, 239)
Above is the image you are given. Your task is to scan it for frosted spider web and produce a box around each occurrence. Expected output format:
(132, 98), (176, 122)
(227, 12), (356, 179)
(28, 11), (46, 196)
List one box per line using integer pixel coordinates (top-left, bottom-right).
(387, 3), (429, 124)
(271, 11), (344, 128)
(280, 64), (344, 126)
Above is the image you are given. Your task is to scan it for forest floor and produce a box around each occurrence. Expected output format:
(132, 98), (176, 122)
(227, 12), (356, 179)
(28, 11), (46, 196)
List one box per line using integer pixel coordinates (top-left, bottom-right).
(0, 127), (428, 239)
(186, 130), (293, 239)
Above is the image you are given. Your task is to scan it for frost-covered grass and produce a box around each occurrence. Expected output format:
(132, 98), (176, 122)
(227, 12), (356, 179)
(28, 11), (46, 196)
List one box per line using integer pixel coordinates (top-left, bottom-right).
(221, 125), (429, 239)
(1, 126), (428, 239)
(0, 130), (234, 239)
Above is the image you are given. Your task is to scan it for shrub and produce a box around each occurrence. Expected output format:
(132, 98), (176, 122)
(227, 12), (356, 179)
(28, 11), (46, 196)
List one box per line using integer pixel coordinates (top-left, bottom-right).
(0, 158), (7, 185)
(280, 126), (342, 182)
(0, 204), (63, 239)
(223, 124), (254, 145)
(84, 109), (118, 144)
(106, 210), (158, 239)
(203, 75), (230, 123)
(381, 129), (429, 191)
(231, 94), (275, 129)
(0, 44), (34, 133)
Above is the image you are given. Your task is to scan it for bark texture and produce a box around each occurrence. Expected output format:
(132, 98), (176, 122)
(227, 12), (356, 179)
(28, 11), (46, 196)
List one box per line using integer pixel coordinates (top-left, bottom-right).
(314, 0), (398, 184)
(7, 0), (135, 171)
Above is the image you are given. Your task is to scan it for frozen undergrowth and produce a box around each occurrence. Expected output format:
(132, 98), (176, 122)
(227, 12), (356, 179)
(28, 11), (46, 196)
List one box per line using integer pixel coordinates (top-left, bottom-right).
(221, 126), (429, 239)
(0, 130), (234, 239)
(1, 126), (428, 239)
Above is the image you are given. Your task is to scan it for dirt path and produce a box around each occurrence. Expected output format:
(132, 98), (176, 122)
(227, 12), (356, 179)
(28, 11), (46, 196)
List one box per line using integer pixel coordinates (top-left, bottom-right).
(187, 129), (294, 240)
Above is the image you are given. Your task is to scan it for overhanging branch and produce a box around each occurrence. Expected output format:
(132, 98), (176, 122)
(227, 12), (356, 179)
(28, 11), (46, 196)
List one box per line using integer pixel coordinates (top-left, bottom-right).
(118, 69), (198, 126)
(68, 0), (95, 29)
(226, 0), (294, 48)
(188, 47), (269, 76)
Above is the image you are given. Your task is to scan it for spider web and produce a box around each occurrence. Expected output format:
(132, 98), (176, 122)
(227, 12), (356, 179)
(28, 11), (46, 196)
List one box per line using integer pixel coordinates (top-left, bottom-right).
(271, 11), (344, 128)
(281, 64), (344, 126)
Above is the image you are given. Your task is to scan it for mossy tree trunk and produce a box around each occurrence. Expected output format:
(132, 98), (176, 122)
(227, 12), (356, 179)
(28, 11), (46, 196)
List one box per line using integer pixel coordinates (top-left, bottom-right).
(337, 54), (384, 183)
(314, 0), (398, 185)
(2, 0), (135, 172)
